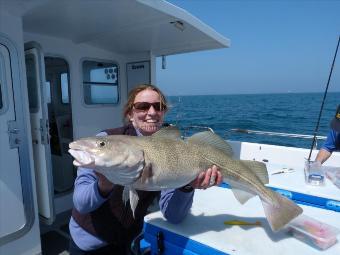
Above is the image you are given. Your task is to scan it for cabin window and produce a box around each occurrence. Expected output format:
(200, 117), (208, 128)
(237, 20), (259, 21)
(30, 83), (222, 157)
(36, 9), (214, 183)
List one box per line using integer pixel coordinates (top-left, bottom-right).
(46, 81), (51, 104)
(61, 73), (69, 104)
(82, 60), (119, 104)
(25, 54), (39, 113)
(44, 57), (72, 157)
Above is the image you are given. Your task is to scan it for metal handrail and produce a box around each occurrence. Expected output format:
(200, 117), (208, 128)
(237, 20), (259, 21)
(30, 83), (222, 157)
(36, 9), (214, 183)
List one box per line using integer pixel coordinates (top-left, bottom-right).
(181, 125), (214, 133)
(229, 128), (327, 140)
(175, 126), (327, 148)
(179, 125), (215, 138)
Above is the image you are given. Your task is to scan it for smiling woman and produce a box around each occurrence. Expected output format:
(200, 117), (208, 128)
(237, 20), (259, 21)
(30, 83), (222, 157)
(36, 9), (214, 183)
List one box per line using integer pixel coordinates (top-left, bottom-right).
(127, 85), (168, 136)
(68, 84), (222, 255)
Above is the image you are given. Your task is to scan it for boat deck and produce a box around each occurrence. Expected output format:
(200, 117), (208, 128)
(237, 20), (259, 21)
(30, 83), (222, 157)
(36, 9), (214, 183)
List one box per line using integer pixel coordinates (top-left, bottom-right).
(40, 210), (71, 255)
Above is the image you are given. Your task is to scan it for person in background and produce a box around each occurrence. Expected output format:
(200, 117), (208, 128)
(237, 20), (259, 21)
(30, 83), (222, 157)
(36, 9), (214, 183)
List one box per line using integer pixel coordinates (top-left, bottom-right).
(68, 84), (223, 255)
(315, 104), (340, 164)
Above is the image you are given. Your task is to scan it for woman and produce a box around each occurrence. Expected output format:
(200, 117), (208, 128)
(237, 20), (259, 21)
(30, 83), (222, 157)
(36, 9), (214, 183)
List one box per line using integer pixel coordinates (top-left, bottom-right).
(69, 84), (222, 255)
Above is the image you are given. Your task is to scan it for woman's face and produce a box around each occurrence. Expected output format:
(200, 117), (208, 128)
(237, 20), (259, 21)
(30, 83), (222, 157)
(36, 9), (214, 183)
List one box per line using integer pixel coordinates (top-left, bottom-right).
(129, 89), (166, 136)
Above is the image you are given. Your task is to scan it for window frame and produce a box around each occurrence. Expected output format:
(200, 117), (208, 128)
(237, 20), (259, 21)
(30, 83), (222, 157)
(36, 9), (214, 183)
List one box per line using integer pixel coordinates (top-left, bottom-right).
(44, 56), (71, 106)
(25, 53), (40, 113)
(81, 58), (120, 107)
(0, 48), (9, 115)
(60, 72), (70, 104)
(45, 80), (52, 104)
(0, 82), (3, 111)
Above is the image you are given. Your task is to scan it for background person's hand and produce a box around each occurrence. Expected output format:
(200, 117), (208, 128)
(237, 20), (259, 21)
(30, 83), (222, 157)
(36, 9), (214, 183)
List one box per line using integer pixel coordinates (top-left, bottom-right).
(190, 165), (222, 189)
(95, 171), (114, 197)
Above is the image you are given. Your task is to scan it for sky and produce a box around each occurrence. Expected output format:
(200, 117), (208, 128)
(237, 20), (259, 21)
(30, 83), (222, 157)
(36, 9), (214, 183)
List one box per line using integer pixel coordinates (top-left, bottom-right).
(156, 0), (340, 96)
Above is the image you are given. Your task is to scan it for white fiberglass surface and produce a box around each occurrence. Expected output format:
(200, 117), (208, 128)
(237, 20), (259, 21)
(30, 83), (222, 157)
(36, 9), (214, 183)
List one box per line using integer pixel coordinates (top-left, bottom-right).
(229, 141), (340, 201)
(20, 0), (229, 55)
(145, 187), (340, 255)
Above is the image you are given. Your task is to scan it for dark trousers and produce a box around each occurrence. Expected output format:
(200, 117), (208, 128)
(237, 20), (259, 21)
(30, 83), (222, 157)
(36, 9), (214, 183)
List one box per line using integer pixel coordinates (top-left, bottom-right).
(69, 238), (130, 255)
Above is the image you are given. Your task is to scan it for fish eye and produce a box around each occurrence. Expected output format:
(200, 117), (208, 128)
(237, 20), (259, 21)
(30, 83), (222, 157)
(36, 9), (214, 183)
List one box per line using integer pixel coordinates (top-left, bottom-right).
(98, 141), (106, 147)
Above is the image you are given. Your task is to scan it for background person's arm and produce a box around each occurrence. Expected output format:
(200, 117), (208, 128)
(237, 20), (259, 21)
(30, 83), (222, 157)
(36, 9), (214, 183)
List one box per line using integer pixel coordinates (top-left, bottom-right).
(315, 148), (332, 164)
(315, 130), (337, 164)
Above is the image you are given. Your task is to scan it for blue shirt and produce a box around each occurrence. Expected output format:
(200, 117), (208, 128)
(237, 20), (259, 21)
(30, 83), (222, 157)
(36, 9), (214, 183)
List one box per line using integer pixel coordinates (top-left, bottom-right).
(69, 131), (194, 251)
(321, 129), (340, 152)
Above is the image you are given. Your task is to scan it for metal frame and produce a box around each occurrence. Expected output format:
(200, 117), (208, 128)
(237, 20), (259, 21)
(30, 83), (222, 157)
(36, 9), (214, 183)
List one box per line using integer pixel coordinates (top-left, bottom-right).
(0, 48), (9, 115)
(229, 128), (327, 148)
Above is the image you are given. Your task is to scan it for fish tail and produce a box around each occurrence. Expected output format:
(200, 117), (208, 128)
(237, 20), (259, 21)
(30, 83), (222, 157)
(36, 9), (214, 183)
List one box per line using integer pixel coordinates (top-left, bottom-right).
(261, 191), (303, 232)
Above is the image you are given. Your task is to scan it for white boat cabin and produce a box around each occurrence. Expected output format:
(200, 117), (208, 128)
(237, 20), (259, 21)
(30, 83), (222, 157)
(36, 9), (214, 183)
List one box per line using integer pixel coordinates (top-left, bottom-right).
(0, 0), (229, 254)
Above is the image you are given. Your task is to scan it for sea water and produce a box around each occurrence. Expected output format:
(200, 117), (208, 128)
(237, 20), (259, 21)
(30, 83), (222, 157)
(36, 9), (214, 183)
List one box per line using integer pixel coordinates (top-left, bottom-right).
(165, 92), (339, 149)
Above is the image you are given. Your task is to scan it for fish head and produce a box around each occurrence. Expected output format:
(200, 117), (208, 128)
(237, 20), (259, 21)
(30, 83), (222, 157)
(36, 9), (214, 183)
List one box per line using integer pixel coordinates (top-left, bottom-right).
(69, 135), (145, 184)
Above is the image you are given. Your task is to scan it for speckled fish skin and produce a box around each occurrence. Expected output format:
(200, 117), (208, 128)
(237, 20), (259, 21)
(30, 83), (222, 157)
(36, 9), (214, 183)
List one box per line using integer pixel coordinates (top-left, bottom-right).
(69, 127), (303, 231)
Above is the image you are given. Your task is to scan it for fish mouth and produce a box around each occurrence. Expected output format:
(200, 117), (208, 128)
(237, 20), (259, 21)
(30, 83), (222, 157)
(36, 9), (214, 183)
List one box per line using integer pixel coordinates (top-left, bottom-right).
(69, 141), (95, 167)
(68, 149), (95, 167)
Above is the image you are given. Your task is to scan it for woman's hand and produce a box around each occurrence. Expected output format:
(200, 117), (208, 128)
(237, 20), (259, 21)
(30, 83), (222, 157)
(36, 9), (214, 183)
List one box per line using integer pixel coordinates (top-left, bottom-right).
(190, 165), (223, 189)
(95, 172), (114, 198)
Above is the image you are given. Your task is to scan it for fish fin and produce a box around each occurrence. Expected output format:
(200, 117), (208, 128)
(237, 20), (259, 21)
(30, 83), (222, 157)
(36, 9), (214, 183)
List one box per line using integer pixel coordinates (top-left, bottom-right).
(229, 185), (255, 204)
(122, 186), (130, 205)
(262, 191), (303, 231)
(140, 163), (153, 184)
(241, 160), (269, 185)
(122, 186), (140, 217)
(152, 125), (181, 139)
(129, 188), (139, 218)
(187, 131), (233, 156)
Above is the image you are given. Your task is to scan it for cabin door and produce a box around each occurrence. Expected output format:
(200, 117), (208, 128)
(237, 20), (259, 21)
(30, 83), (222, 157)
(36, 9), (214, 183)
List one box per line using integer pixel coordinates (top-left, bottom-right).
(44, 57), (74, 198)
(0, 41), (35, 245)
(25, 46), (55, 224)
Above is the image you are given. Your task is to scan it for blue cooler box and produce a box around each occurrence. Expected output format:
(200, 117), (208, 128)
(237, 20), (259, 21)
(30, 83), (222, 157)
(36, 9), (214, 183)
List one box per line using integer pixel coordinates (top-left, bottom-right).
(143, 166), (340, 255)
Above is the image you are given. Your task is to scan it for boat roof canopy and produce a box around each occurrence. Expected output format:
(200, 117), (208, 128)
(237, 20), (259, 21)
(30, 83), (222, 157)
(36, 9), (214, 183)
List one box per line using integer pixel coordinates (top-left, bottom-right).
(4, 0), (230, 56)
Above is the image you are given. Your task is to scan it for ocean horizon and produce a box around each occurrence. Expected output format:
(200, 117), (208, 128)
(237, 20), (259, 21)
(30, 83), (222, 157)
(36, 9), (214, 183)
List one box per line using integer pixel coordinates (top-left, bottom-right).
(166, 91), (340, 97)
(164, 92), (339, 149)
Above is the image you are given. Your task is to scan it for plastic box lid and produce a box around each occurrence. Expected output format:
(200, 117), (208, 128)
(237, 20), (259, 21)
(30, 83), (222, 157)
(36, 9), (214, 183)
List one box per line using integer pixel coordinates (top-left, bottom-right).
(325, 167), (340, 189)
(287, 214), (340, 250)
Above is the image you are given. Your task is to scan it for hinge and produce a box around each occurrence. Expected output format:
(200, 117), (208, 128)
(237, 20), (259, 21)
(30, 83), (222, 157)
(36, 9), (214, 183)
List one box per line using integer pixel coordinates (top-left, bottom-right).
(7, 120), (21, 149)
(40, 118), (49, 145)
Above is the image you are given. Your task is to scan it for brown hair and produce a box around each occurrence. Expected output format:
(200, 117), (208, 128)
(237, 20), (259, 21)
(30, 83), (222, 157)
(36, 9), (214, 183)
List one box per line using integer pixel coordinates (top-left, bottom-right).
(123, 84), (168, 123)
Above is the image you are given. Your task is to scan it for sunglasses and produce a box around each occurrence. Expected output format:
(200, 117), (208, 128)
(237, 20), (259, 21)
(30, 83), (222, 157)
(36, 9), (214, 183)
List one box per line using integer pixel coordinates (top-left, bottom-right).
(133, 102), (166, 112)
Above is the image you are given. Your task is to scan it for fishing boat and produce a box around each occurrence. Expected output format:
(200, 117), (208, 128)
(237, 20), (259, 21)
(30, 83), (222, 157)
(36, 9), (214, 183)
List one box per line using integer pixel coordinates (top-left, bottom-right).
(0, 1), (339, 254)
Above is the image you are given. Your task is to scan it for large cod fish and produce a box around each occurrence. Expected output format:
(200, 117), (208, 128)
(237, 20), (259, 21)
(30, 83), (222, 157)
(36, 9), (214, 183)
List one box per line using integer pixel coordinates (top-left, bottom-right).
(68, 126), (302, 231)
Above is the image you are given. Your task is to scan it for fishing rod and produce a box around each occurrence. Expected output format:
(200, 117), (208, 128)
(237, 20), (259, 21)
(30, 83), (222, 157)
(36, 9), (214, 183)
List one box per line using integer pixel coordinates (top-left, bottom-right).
(307, 35), (340, 161)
